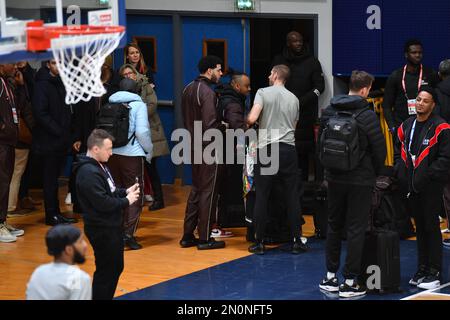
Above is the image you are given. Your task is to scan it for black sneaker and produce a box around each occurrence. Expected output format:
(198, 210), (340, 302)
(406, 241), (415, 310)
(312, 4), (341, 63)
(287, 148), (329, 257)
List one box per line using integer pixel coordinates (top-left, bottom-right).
(179, 234), (199, 248)
(319, 276), (339, 292)
(248, 241), (265, 255)
(124, 235), (143, 250)
(409, 266), (428, 286)
(197, 238), (225, 250)
(417, 269), (441, 290)
(339, 281), (366, 298)
(149, 201), (164, 211)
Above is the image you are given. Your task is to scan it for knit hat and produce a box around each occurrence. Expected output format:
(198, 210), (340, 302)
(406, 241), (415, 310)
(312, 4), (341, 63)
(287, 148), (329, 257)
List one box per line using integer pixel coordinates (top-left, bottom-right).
(45, 225), (81, 257)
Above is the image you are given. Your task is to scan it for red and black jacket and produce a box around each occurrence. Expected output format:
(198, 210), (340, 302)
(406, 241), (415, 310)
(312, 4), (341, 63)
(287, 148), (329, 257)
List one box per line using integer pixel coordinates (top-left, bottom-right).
(394, 114), (450, 194)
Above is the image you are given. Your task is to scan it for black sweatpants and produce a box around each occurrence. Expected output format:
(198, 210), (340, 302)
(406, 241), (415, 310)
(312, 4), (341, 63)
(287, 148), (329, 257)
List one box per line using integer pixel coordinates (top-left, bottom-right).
(254, 143), (302, 241)
(326, 182), (372, 280)
(409, 186), (443, 272)
(84, 225), (124, 300)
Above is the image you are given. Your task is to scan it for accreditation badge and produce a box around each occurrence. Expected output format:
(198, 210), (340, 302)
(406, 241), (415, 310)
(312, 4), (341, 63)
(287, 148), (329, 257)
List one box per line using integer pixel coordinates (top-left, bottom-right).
(407, 99), (417, 115)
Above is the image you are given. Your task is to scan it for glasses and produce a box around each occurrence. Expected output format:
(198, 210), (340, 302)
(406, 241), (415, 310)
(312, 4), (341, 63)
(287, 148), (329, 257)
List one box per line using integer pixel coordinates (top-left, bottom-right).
(122, 72), (135, 77)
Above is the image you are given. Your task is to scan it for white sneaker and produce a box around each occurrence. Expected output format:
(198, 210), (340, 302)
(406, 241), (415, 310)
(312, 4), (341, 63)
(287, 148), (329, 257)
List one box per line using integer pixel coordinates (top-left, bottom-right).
(65, 193), (72, 205)
(4, 222), (24, 237)
(144, 195), (154, 202)
(210, 228), (234, 238)
(0, 223), (17, 243)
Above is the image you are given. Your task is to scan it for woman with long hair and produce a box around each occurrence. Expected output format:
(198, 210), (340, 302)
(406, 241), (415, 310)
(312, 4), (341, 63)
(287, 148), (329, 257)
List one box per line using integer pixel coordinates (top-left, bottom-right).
(124, 43), (155, 88)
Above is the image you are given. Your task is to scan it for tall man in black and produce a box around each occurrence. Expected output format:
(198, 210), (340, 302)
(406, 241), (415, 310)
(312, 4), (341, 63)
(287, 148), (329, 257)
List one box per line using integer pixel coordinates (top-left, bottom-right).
(319, 71), (386, 298)
(395, 87), (450, 290)
(74, 129), (140, 300)
(436, 59), (450, 243)
(272, 31), (325, 181)
(383, 39), (439, 134)
(33, 60), (76, 225)
(180, 55), (226, 250)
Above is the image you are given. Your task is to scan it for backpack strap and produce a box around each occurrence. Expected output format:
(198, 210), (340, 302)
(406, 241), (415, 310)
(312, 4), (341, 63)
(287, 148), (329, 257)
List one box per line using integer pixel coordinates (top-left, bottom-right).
(123, 103), (136, 146)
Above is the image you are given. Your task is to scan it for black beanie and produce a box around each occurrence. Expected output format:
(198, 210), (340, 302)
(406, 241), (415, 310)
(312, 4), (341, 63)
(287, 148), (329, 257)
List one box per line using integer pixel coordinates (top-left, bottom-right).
(419, 85), (439, 104)
(119, 78), (138, 94)
(45, 225), (81, 257)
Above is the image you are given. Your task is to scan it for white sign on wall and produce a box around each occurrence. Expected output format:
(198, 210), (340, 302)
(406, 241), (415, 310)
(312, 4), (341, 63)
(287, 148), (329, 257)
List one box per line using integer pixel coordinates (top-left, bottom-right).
(88, 9), (113, 26)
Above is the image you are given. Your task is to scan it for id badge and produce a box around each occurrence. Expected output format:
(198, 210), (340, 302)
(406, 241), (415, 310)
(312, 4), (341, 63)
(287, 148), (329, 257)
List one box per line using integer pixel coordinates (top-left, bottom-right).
(11, 107), (18, 124)
(107, 177), (116, 193)
(407, 99), (417, 115)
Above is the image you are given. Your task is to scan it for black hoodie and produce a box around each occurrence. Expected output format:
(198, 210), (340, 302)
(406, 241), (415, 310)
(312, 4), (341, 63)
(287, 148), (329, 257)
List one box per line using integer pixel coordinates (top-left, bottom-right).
(73, 155), (129, 228)
(215, 83), (247, 130)
(32, 67), (72, 155)
(436, 77), (450, 123)
(320, 95), (386, 186)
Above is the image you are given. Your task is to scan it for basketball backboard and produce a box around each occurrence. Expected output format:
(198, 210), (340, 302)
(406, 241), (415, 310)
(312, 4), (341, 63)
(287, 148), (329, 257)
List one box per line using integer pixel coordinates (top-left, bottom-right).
(0, 0), (126, 63)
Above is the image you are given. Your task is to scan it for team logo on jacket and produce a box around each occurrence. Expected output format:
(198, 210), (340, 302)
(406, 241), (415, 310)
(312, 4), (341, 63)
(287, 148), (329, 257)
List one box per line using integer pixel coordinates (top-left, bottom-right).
(423, 139), (430, 146)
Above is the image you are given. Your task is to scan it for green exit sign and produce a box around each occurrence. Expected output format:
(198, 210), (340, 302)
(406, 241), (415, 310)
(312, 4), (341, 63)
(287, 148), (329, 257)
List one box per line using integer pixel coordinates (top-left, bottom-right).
(236, 0), (255, 11)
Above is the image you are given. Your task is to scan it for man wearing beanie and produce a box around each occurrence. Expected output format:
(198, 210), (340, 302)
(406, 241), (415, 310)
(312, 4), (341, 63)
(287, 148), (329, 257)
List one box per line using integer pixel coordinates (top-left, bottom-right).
(26, 225), (91, 300)
(395, 86), (450, 290)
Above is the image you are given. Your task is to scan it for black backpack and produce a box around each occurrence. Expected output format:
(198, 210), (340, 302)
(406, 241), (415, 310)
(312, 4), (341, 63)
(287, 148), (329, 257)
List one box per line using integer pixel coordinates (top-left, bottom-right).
(319, 107), (368, 171)
(96, 103), (135, 148)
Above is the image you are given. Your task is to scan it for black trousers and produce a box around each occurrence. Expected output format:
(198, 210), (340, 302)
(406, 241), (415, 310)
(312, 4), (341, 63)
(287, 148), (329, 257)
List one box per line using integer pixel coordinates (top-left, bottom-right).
(146, 157), (164, 203)
(326, 182), (372, 279)
(254, 143), (302, 241)
(41, 154), (66, 219)
(409, 186), (443, 272)
(0, 144), (14, 222)
(84, 225), (124, 300)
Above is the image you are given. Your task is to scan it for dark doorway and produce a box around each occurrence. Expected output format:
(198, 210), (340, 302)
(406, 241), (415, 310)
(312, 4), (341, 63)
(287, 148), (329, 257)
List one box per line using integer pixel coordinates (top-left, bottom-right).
(250, 18), (315, 99)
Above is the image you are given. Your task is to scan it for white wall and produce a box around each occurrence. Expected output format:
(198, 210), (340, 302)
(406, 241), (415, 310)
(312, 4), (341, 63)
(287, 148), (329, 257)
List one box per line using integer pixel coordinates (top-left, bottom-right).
(126, 0), (333, 107)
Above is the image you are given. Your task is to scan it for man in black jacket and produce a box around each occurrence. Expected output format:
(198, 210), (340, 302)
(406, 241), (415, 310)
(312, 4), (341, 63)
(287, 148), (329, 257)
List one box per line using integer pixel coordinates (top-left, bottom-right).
(213, 72), (251, 238)
(395, 87), (450, 290)
(74, 129), (140, 300)
(32, 60), (76, 226)
(319, 71), (386, 298)
(436, 59), (450, 245)
(383, 39), (439, 134)
(272, 31), (325, 181)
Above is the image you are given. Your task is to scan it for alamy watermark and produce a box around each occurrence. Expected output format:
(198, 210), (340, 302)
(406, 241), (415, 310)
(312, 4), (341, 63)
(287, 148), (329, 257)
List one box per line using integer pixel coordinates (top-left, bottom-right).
(171, 121), (280, 175)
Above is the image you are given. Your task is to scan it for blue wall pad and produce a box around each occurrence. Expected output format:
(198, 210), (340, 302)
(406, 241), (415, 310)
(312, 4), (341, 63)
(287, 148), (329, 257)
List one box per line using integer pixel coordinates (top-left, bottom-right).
(117, 239), (450, 300)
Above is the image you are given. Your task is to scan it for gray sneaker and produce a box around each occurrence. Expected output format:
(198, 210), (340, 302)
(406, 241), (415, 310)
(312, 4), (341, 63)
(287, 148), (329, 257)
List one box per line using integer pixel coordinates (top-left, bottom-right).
(4, 222), (24, 237)
(0, 223), (17, 243)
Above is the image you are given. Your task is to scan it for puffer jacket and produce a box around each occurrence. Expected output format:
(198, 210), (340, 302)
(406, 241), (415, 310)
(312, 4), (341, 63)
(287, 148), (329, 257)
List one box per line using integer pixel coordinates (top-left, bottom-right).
(137, 73), (169, 158)
(109, 91), (153, 159)
(320, 95), (387, 186)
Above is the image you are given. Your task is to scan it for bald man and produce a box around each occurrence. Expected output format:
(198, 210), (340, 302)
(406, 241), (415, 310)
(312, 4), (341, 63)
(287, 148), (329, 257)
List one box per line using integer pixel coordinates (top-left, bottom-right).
(273, 31), (325, 182)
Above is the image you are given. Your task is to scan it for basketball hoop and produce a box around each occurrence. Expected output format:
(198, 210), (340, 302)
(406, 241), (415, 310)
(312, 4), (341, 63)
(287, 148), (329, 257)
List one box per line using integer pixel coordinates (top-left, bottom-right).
(27, 20), (125, 105)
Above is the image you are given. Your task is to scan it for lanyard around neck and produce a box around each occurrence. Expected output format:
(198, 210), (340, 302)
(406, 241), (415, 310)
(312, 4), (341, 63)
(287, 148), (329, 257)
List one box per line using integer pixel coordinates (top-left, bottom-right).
(0, 77), (15, 108)
(402, 64), (423, 100)
(408, 120), (417, 154)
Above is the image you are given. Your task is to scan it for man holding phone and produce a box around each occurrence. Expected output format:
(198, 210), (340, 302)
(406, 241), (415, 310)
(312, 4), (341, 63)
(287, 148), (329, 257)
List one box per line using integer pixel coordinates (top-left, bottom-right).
(74, 129), (140, 300)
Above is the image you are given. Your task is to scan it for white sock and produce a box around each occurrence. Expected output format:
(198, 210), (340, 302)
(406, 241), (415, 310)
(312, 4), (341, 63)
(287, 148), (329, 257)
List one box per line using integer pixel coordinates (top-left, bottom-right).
(327, 272), (335, 280)
(345, 279), (355, 286)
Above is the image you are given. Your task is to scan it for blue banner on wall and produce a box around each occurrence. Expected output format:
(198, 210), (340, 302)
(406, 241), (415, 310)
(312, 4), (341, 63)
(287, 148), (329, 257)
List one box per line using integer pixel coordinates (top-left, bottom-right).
(333, 0), (450, 77)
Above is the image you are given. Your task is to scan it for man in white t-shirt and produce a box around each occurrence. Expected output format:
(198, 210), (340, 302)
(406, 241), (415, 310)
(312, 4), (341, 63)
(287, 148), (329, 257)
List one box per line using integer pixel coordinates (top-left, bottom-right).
(246, 64), (307, 255)
(26, 225), (91, 300)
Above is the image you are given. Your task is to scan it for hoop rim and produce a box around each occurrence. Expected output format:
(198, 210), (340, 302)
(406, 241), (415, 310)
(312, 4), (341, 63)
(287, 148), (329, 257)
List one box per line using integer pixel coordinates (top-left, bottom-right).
(26, 20), (125, 51)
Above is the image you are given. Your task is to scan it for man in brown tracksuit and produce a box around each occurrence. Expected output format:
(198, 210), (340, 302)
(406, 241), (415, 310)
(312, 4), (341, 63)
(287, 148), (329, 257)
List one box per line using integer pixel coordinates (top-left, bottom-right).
(179, 55), (226, 250)
(0, 63), (26, 242)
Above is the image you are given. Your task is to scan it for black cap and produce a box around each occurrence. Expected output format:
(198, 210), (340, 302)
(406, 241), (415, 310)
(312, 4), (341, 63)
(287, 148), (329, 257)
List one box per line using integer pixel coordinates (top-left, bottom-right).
(45, 225), (81, 257)
(119, 78), (138, 94)
(419, 85), (438, 104)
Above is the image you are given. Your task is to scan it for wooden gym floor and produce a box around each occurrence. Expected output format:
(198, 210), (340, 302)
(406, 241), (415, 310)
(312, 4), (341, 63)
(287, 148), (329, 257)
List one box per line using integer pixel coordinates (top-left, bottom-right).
(0, 181), (449, 300)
